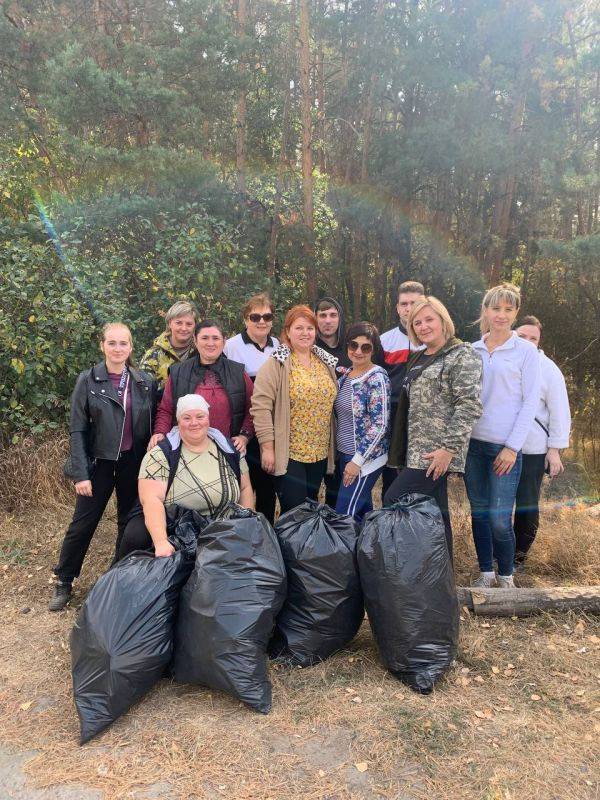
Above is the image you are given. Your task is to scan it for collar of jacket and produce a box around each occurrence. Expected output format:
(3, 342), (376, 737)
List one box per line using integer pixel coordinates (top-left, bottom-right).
(241, 329), (274, 350)
(405, 336), (463, 369)
(271, 343), (338, 369)
(338, 364), (386, 383)
(92, 361), (147, 385)
(152, 330), (194, 360)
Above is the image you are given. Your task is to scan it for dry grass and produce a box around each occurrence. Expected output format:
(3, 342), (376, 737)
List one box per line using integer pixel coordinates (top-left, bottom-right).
(0, 434), (72, 513)
(0, 444), (599, 799)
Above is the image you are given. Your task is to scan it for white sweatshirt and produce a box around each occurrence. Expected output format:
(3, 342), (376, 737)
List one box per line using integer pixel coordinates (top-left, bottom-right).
(471, 332), (541, 453)
(522, 350), (571, 455)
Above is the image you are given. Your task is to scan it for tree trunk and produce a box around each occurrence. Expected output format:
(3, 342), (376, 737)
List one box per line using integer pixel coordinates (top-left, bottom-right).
(236, 0), (248, 195)
(456, 586), (600, 617)
(268, 0), (296, 276)
(298, 0), (316, 300)
(360, 0), (384, 184)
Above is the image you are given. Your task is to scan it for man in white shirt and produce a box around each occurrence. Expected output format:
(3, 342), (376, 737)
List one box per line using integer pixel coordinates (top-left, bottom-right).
(380, 280), (425, 498)
(514, 315), (571, 566)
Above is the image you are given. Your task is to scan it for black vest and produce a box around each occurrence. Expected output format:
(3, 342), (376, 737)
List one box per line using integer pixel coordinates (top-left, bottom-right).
(168, 354), (247, 436)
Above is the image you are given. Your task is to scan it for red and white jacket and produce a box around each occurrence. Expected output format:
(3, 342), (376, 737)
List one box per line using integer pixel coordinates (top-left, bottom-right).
(380, 324), (424, 405)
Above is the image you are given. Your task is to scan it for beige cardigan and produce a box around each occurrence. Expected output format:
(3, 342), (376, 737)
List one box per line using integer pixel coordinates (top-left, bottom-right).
(251, 344), (339, 476)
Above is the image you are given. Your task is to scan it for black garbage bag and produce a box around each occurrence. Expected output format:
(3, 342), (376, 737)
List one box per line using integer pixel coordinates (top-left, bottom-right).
(269, 500), (363, 667)
(71, 508), (207, 744)
(172, 506), (287, 713)
(357, 494), (459, 694)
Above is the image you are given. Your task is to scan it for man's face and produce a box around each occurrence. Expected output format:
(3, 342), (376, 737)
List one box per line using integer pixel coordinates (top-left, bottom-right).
(317, 307), (339, 336)
(396, 292), (422, 325)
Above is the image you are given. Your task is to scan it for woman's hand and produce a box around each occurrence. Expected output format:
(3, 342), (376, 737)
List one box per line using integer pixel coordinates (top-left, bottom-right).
(260, 442), (276, 475)
(74, 480), (93, 497)
(423, 449), (453, 480)
(342, 461), (360, 487)
(147, 433), (165, 452)
(545, 447), (564, 478)
(232, 434), (248, 456)
(154, 540), (175, 558)
(493, 447), (517, 476)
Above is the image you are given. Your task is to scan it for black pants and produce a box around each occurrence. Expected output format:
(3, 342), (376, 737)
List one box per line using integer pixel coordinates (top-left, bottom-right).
(383, 467), (452, 558)
(246, 437), (276, 524)
(275, 458), (327, 515)
(116, 512), (153, 561)
(53, 451), (140, 582)
(514, 453), (546, 563)
(324, 460), (341, 509)
(381, 465), (398, 505)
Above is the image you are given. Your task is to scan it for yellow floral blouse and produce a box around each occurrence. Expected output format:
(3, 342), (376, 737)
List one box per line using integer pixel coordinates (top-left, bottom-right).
(289, 353), (337, 462)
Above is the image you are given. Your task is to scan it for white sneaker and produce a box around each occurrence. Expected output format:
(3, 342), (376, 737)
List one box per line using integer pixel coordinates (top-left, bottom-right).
(472, 571), (497, 588)
(497, 575), (515, 589)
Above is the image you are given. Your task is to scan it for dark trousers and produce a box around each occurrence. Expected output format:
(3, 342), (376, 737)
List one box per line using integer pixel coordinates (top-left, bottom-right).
(116, 512), (153, 561)
(275, 458), (328, 515)
(383, 467), (452, 559)
(381, 466), (398, 504)
(53, 451), (140, 582)
(246, 437), (276, 524)
(324, 460), (341, 509)
(514, 453), (546, 563)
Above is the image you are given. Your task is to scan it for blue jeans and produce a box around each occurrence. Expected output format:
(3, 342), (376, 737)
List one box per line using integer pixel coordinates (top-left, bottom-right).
(463, 439), (522, 577)
(335, 452), (383, 523)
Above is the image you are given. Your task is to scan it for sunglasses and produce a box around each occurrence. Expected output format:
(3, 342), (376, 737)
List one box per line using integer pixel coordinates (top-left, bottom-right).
(248, 313), (274, 323)
(348, 340), (373, 354)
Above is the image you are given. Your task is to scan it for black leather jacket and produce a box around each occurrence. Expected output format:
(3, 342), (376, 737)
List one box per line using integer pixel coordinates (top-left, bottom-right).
(68, 362), (157, 482)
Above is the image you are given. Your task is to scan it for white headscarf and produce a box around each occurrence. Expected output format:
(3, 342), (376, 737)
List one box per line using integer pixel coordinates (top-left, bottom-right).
(175, 393), (210, 419)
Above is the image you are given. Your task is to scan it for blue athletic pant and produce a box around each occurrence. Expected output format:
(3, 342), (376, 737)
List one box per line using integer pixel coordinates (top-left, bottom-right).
(335, 452), (383, 523)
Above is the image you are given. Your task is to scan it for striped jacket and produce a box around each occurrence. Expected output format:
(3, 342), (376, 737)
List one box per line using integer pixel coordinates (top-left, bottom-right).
(336, 365), (391, 476)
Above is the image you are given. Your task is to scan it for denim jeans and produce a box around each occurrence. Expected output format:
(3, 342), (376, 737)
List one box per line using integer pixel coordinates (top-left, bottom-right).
(463, 438), (522, 576)
(335, 452), (383, 523)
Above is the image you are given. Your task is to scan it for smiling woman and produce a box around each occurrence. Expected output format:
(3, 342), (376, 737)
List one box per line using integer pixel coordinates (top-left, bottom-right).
(116, 394), (254, 560)
(49, 322), (158, 611)
(251, 305), (339, 513)
(150, 319), (255, 455)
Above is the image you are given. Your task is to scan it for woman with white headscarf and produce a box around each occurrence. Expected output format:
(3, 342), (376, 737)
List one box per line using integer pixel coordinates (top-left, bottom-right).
(116, 394), (254, 559)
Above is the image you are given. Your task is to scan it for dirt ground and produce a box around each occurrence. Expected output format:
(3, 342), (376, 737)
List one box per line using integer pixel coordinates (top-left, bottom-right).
(1, 478), (599, 800)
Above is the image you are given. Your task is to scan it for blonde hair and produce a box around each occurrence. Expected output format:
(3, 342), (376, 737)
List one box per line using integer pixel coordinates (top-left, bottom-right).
(406, 297), (455, 346)
(164, 300), (198, 330)
(101, 322), (134, 365)
(478, 283), (521, 334)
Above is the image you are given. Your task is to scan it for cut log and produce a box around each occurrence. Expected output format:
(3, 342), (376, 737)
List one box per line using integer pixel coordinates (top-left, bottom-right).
(456, 586), (600, 617)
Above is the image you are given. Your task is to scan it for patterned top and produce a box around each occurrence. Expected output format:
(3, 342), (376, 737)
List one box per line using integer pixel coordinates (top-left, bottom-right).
(139, 441), (248, 515)
(334, 376), (355, 455)
(289, 353), (337, 463)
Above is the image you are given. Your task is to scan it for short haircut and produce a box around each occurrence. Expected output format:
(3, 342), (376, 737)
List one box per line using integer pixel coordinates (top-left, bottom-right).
(478, 283), (521, 334)
(345, 321), (385, 366)
(518, 314), (542, 331)
(164, 300), (198, 330)
(242, 292), (274, 318)
(316, 299), (338, 314)
(280, 305), (317, 346)
(194, 319), (225, 339)
(406, 296), (455, 346)
(398, 280), (425, 300)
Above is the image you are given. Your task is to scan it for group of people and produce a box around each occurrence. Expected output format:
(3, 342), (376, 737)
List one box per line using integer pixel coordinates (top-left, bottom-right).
(49, 281), (571, 611)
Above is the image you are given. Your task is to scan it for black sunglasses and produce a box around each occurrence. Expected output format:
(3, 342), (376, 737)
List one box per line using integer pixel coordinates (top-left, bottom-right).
(348, 340), (373, 354)
(248, 313), (274, 323)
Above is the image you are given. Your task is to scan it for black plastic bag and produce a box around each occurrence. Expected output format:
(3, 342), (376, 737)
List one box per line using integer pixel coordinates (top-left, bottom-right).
(269, 500), (363, 667)
(357, 493), (459, 694)
(172, 506), (287, 713)
(71, 509), (205, 744)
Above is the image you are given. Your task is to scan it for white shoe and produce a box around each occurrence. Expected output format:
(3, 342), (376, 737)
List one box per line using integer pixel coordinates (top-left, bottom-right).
(497, 575), (515, 589)
(472, 571), (497, 588)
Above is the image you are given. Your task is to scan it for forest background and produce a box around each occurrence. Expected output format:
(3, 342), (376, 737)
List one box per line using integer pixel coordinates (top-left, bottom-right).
(0, 0), (599, 477)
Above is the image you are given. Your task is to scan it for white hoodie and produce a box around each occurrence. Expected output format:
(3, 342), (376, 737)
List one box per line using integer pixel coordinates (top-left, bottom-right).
(522, 351), (571, 455)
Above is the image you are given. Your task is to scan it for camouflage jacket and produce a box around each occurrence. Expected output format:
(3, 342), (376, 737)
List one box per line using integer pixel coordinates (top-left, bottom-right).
(139, 331), (195, 389)
(388, 338), (483, 473)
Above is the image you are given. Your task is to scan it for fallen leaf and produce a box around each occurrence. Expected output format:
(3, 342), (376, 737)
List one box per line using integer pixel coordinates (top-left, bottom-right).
(447, 723), (458, 731)
(345, 688), (355, 694)
(474, 675), (485, 683)
(354, 762), (369, 773)
(574, 621), (585, 633)
(491, 666), (500, 674)
(530, 694), (541, 701)
(352, 696), (363, 704)
(19, 701), (33, 711)
(317, 770), (325, 777)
